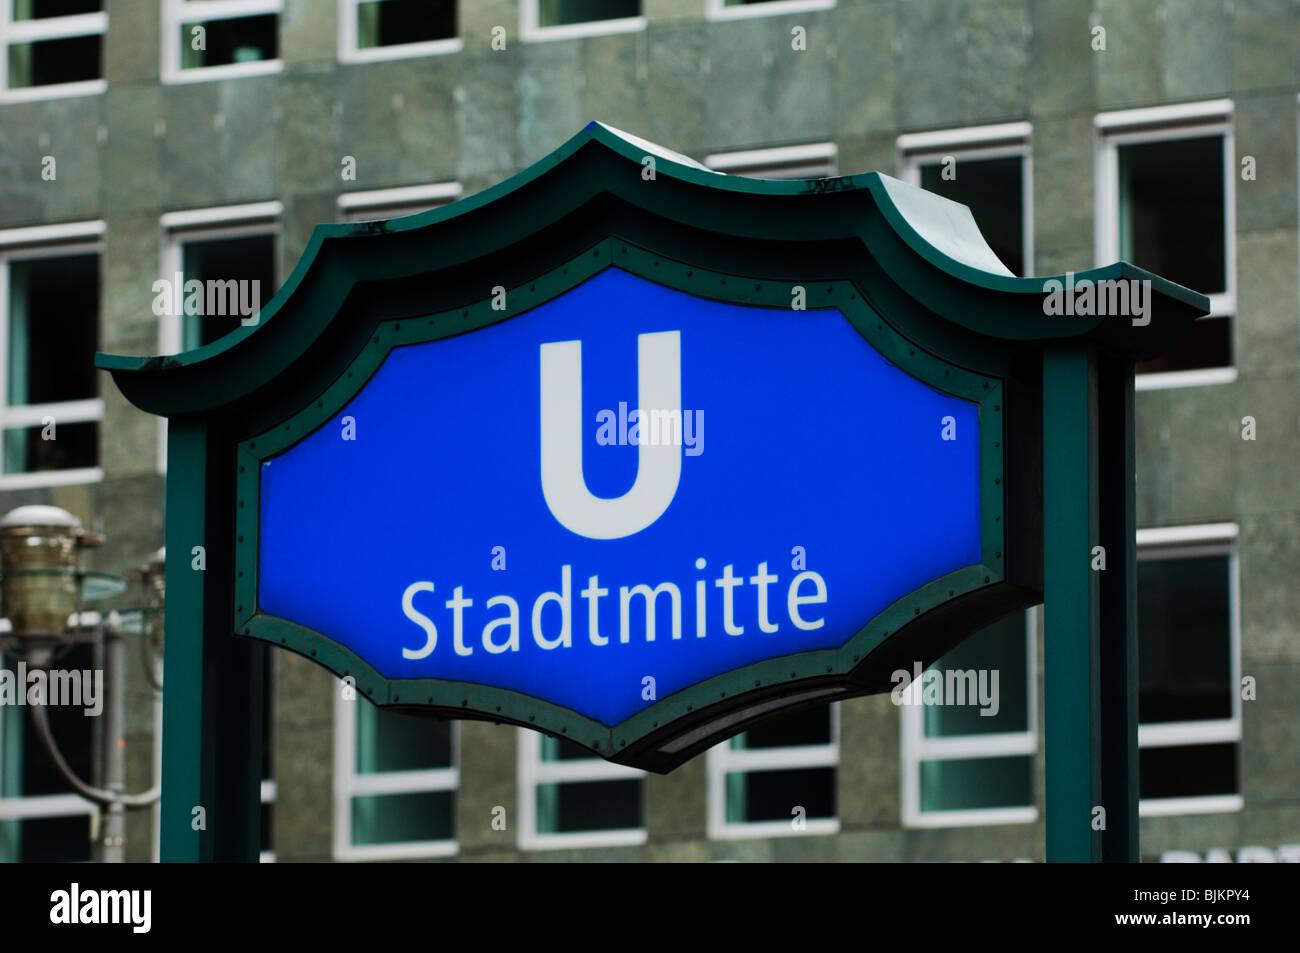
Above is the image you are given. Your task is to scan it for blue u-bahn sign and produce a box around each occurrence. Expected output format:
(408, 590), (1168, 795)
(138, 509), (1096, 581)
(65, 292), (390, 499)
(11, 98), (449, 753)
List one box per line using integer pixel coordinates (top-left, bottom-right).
(101, 123), (1207, 860)
(231, 225), (1023, 768)
(229, 203), (1026, 771)
(256, 265), (984, 730)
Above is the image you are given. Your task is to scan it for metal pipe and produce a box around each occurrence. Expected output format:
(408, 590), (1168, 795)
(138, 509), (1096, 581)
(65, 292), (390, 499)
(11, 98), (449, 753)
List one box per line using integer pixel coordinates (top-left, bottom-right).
(100, 622), (125, 862)
(28, 699), (160, 811)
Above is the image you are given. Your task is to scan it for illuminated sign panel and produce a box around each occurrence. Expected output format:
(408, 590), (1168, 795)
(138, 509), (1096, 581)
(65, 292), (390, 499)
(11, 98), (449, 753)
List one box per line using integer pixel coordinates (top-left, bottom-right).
(258, 268), (981, 727)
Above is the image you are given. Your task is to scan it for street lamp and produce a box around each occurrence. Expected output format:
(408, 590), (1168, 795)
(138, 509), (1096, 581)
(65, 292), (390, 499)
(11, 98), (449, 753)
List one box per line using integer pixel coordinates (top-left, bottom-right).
(0, 505), (161, 862)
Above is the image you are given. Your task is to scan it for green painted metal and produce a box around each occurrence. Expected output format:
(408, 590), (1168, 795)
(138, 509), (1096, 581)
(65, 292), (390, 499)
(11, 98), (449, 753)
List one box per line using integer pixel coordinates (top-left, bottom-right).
(161, 417), (264, 862)
(1042, 345), (1101, 862)
(158, 418), (207, 862)
(1098, 355), (1140, 862)
(96, 122), (1212, 860)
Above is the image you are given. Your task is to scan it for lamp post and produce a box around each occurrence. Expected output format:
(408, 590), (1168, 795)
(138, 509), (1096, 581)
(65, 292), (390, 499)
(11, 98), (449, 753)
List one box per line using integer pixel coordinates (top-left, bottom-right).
(0, 505), (161, 862)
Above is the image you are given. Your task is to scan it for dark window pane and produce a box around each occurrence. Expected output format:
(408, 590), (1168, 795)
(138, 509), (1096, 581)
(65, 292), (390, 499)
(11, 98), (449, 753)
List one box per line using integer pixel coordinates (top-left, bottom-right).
(0, 814), (92, 862)
(179, 233), (274, 349)
(920, 155), (1025, 276)
(923, 612), (1028, 737)
(1138, 554), (1233, 723)
(540, 735), (596, 761)
(1135, 316), (1232, 375)
(17, 1), (103, 18)
(725, 766), (835, 823)
(357, 704), (453, 773)
(539, 0), (640, 27)
(1118, 135), (1226, 295)
(352, 790), (454, 845)
(3, 421), (97, 474)
(7, 35), (102, 88)
(357, 0), (456, 47)
(180, 15), (278, 69)
(731, 703), (831, 749)
(919, 755), (1033, 811)
(1139, 742), (1237, 800)
(7, 254), (99, 405)
(536, 779), (640, 833)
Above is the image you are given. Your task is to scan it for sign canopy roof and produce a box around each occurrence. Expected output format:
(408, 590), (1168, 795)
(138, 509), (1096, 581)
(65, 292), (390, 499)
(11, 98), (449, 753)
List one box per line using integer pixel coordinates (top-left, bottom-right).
(99, 120), (1208, 418)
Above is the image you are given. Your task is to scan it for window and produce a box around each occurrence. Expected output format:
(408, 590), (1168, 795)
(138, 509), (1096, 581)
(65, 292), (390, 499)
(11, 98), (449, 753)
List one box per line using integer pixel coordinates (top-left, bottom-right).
(708, 703), (839, 838)
(707, 0), (835, 20)
(1136, 524), (1241, 815)
(520, 0), (644, 42)
(898, 122), (1033, 278)
(517, 729), (644, 849)
(704, 142), (837, 180)
(337, 182), (463, 224)
(157, 204), (279, 476)
(162, 0), (282, 82)
(1096, 100), (1235, 387)
(0, 0), (106, 102)
(0, 223), (103, 489)
(339, 0), (459, 63)
(900, 610), (1037, 827)
(0, 640), (97, 862)
(333, 693), (458, 860)
(158, 203), (280, 356)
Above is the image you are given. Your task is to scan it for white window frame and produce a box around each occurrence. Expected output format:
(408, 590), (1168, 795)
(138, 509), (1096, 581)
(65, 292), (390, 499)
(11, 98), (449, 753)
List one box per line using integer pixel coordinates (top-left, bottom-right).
(707, 703), (840, 839)
(1095, 100), (1236, 391)
(704, 142), (837, 180)
(338, 0), (462, 63)
(1135, 522), (1242, 817)
(337, 182), (464, 223)
(519, 0), (646, 43)
(0, 222), (105, 490)
(332, 691), (459, 861)
(161, 0), (284, 84)
(517, 728), (646, 850)
(900, 609), (1038, 828)
(706, 0), (835, 21)
(897, 122), (1034, 278)
(0, 1), (107, 103)
(156, 204), (280, 475)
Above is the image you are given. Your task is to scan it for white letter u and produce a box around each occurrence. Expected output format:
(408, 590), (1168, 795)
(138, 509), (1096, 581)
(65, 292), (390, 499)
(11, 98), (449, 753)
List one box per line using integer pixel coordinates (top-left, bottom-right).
(540, 331), (682, 540)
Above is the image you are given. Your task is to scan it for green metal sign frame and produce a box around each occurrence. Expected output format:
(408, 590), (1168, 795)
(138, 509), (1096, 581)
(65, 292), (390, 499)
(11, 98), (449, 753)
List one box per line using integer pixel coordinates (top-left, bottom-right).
(231, 236), (1010, 773)
(98, 122), (1208, 863)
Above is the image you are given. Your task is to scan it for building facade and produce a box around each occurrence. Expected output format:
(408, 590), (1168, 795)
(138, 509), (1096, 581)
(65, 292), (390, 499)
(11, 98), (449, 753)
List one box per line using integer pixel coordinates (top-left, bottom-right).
(0, 0), (1297, 863)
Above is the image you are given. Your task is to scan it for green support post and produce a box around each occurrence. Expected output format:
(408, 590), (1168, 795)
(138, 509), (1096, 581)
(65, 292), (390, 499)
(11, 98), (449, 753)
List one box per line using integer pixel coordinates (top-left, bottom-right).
(161, 416), (263, 862)
(1042, 344), (1102, 862)
(1097, 355), (1140, 862)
